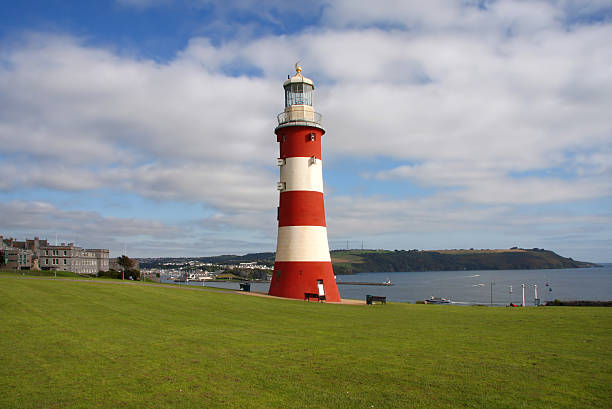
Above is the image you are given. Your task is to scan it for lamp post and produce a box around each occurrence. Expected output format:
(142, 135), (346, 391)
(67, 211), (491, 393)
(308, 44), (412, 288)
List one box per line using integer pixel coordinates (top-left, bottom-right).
(490, 281), (495, 306)
(509, 285), (513, 306)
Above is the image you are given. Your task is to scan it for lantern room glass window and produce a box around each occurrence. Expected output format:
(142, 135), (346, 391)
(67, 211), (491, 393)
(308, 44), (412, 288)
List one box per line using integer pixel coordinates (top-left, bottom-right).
(285, 83), (313, 107)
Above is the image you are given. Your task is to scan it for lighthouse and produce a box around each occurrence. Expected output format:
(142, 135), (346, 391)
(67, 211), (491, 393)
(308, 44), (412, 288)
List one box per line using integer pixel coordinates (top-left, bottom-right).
(268, 64), (341, 302)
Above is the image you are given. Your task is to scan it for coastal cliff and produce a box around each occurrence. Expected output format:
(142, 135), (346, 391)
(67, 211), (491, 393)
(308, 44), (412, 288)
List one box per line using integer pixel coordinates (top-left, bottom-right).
(330, 248), (599, 275)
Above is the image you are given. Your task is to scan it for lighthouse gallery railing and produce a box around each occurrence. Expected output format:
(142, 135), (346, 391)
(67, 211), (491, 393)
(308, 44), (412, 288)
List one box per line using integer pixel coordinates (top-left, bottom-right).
(277, 111), (322, 126)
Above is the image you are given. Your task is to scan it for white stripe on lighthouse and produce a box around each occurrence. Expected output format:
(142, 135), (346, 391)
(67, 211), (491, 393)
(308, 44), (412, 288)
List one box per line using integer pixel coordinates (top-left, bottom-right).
(280, 157), (323, 193)
(275, 226), (331, 262)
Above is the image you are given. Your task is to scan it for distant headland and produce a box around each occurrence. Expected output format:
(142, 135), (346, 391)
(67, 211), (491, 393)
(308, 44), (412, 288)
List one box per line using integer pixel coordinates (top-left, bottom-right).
(139, 248), (600, 275)
(329, 248), (600, 274)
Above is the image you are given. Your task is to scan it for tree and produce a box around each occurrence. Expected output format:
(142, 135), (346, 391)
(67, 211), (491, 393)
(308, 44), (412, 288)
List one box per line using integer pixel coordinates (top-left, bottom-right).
(117, 255), (139, 280)
(117, 255), (133, 271)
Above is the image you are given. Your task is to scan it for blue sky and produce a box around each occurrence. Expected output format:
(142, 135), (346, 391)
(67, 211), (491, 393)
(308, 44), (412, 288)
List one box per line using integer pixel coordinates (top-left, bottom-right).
(1, 0), (611, 262)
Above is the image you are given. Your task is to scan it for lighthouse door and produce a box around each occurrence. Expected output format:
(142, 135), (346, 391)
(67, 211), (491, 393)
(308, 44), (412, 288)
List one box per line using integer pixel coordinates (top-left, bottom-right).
(317, 280), (325, 297)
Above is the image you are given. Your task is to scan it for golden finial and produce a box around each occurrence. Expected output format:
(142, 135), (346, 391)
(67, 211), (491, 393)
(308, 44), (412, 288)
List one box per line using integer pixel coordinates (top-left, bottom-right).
(295, 61), (302, 76)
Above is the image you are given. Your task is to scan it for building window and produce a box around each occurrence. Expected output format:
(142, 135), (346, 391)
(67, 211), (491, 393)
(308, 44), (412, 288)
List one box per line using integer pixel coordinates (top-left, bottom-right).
(64, 250), (67, 256)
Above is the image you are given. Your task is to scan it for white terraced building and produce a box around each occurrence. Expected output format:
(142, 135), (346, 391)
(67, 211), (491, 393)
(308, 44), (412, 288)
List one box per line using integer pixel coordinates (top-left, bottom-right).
(1, 236), (109, 274)
(38, 245), (109, 274)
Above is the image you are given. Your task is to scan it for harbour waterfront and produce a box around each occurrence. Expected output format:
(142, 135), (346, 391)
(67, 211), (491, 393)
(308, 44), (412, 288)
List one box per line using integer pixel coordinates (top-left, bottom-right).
(162, 264), (612, 305)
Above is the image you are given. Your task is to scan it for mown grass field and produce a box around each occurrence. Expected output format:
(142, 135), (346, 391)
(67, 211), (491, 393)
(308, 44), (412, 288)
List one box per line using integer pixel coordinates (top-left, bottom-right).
(1, 274), (611, 409)
(0, 269), (88, 278)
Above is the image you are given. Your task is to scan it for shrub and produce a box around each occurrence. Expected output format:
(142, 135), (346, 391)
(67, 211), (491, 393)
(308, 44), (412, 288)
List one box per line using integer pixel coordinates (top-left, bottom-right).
(97, 269), (123, 279)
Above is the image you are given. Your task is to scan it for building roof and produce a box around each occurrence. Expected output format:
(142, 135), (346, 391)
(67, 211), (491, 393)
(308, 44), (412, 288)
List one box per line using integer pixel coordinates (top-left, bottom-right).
(283, 63), (315, 89)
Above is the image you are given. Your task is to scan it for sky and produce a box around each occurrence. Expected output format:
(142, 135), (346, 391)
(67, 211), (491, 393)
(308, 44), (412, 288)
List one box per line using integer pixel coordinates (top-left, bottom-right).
(0, 0), (611, 262)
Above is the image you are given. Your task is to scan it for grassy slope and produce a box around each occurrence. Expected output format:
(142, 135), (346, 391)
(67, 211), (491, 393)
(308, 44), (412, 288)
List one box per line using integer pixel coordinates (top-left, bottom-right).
(0, 269), (88, 278)
(1, 276), (611, 409)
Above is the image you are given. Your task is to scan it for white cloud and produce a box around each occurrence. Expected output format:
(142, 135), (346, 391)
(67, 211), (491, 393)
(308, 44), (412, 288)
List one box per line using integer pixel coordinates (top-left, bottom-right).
(0, 201), (181, 238)
(0, 34), (279, 211)
(324, 193), (612, 262)
(111, 162), (277, 211)
(325, 192), (612, 240)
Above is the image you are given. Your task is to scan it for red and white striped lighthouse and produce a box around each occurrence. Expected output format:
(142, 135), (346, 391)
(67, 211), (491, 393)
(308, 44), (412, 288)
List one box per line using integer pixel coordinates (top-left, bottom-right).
(268, 64), (341, 302)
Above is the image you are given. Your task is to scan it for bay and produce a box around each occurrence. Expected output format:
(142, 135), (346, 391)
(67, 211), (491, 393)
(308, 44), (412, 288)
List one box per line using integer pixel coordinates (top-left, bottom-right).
(162, 264), (612, 305)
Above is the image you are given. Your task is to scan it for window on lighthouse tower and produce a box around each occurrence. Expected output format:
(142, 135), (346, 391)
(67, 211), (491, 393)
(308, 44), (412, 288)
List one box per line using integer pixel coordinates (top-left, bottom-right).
(285, 83), (313, 107)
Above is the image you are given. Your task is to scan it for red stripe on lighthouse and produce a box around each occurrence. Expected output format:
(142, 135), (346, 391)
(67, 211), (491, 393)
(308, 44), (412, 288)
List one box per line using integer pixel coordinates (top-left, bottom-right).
(270, 261), (341, 302)
(277, 126), (324, 159)
(278, 191), (326, 227)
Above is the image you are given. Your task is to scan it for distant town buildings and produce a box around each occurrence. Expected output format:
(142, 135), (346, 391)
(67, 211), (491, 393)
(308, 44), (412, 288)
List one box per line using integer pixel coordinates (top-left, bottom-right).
(140, 259), (273, 282)
(0, 236), (109, 274)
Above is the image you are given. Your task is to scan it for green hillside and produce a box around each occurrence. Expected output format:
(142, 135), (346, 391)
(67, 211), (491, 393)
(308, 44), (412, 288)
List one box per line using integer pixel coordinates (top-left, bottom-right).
(331, 248), (599, 274)
(139, 248), (598, 275)
(1, 274), (611, 408)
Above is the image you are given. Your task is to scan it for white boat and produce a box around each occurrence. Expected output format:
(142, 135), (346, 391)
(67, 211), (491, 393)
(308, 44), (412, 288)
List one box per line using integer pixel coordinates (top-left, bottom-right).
(424, 296), (452, 304)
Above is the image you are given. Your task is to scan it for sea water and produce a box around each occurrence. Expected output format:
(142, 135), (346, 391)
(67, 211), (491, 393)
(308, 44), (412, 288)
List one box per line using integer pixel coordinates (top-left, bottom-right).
(162, 264), (612, 305)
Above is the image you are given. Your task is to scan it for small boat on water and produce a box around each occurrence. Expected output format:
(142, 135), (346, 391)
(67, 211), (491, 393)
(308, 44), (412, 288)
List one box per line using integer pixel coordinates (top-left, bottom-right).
(337, 278), (394, 286)
(424, 296), (452, 304)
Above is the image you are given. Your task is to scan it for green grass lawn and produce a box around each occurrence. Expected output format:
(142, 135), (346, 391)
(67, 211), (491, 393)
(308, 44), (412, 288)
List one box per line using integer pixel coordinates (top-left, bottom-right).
(1, 276), (611, 409)
(0, 269), (88, 278)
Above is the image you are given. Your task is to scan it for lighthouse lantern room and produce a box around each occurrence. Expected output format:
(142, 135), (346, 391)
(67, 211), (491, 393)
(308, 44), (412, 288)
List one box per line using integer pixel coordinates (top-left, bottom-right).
(268, 64), (341, 302)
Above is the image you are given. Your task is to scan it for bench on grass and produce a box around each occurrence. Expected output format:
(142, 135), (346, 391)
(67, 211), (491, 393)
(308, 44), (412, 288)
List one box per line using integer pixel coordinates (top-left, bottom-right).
(366, 295), (386, 305)
(304, 292), (326, 302)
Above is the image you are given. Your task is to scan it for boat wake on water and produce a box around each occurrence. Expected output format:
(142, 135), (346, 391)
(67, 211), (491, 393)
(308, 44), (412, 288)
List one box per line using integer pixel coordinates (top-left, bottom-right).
(465, 274), (481, 278)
